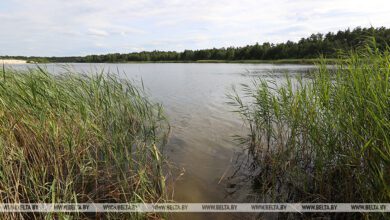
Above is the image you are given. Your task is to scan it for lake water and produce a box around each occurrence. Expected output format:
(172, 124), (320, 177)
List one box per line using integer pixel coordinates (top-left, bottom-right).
(8, 63), (315, 219)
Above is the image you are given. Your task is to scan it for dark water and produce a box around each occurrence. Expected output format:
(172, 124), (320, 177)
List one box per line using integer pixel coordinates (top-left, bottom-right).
(8, 63), (315, 219)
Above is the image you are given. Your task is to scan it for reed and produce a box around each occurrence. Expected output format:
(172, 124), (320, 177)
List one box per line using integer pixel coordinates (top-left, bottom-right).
(229, 44), (389, 218)
(0, 67), (169, 219)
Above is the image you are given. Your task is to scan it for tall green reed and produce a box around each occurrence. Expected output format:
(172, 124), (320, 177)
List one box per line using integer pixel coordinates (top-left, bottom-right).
(0, 67), (169, 219)
(229, 45), (389, 208)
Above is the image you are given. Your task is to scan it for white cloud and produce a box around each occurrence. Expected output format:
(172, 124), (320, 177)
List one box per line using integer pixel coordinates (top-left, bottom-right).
(87, 29), (109, 37)
(0, 0), (389, 56)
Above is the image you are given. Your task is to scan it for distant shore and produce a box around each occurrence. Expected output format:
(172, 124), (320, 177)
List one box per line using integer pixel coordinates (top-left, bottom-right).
(0, 58), (338, 65)
(27, 58), (338, 65)
(0, 59), (27, 64)
(112, 58), (338, 64)
(191, 58), (338, 64)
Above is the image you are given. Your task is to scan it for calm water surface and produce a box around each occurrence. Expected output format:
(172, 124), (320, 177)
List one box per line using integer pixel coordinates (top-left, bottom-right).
(9, 63), (315, 219)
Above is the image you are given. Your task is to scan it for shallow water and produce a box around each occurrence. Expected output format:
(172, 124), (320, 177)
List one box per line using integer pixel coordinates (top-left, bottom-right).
(7, 62), (315, 219)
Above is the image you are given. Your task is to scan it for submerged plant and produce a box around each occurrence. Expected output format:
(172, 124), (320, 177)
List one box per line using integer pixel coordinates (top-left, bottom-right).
(0, 67), (169, 219)
(229, 45), (390, 218)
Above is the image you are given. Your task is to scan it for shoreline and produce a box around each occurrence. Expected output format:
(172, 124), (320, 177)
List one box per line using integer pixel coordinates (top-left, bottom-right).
(30, 58), (338, 65)
(0, 59), (27, 64)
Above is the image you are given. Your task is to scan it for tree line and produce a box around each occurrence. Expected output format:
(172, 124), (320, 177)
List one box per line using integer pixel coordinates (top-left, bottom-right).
(2, 26), (389, 63)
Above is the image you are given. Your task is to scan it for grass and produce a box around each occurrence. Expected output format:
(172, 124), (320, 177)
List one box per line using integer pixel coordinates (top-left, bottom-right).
(229, 45), (389, 218)
(0, 66), (170, 219)
(27, 58), (339, 64)
(195, 58), (339, 64)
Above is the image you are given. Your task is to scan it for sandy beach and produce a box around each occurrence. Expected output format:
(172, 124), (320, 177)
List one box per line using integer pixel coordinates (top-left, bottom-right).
(0, 59), (27, 64)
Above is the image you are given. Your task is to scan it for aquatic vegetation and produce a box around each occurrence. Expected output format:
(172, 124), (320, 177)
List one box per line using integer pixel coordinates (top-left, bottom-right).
(0, 67), (169, 219)
(229, 45), (390, 217)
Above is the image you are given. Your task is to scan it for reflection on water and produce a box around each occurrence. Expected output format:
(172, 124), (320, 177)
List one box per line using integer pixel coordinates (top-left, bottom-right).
(8, 63), (315, 219)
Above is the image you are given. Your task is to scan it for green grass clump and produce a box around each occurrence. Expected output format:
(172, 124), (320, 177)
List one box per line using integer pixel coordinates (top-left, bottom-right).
(229, 45), (389, 216)
(0, 67), (169, 219)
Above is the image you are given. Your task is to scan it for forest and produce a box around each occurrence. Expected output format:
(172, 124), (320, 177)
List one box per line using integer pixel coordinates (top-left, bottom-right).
(1, 26), (389, 63)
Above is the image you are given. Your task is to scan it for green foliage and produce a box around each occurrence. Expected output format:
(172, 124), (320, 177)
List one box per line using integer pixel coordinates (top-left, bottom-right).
(0, 68), (169, 219)
(229, 44), (390, 218)
(59, 26), (390, 62)
(2, 26), (389, 63)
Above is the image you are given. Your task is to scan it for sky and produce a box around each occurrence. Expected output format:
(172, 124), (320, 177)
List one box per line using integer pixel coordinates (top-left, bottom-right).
(0, 0), (389, 56)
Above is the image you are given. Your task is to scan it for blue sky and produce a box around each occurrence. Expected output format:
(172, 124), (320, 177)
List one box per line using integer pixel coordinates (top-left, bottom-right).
(0, 0), (389, 56)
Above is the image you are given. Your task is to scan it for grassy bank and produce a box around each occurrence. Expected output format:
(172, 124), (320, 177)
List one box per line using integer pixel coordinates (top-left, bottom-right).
(195, 58), (339, 64)
(0, 67), (169, 219)
(229, 46), (389, 218)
